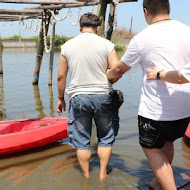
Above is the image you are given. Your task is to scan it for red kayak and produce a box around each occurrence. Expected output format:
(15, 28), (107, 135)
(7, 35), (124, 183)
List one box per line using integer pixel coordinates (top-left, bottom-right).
(184, 122), (190, 147)
(185, 122), (190, 138)
(0, 117), (68, 155)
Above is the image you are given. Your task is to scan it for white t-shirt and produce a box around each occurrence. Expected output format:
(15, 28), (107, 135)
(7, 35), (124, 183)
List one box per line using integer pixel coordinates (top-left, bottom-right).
(121, 20), (190, 121)
(61, 32), (114, 100)
(180, 62), (190, 82)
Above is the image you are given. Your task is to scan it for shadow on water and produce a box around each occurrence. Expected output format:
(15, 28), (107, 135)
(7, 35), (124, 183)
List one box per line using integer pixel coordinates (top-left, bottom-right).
(83, 154), (190, 190)
(71, 129), (190, 190)
(77, 129), (190, 190)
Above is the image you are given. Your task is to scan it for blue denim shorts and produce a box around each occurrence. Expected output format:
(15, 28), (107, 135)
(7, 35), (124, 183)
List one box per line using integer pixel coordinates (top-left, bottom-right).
(67, 94), (120, 149)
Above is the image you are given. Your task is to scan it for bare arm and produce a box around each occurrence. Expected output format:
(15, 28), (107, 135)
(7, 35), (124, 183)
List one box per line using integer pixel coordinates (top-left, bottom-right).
(57, 54), (69, 114)
(147, 66), (189, 84)
(106, 49), (131, 84)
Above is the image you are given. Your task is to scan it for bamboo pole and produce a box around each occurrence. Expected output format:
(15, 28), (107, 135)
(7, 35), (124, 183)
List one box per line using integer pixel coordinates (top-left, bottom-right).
(0, 0), (136, 4)
(0, 39), (3, 74)
(106, 2), (115, 40)
(48, 22), (55, 86)
(97, 0), (108, 37)
(32, 16), (50, 85)
(0, 9), (43, 14)
(0, 0), (137, 22)
(25, 0), (137, 10)
(0, 0), (76, 4)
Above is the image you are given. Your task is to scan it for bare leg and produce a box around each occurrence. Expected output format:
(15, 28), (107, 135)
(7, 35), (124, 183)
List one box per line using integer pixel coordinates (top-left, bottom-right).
(148, 142), (174, 190)
(77, 149), (91, 178)
(143, 142), (177, 190)
(97, 146), (112, 180)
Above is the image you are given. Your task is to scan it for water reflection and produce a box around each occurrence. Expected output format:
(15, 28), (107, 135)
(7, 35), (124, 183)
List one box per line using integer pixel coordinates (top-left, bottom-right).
(0, 74), (6, 120)
(32, 85), (56, 118)
(32, 85), (46, 118)
(0, 143), (76, 186)
(48, 85), (55, 117)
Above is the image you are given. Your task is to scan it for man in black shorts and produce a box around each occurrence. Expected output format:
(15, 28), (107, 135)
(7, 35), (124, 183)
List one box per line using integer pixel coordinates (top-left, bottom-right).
(138, 117), (190, 149)
(107, 0), (190, 189)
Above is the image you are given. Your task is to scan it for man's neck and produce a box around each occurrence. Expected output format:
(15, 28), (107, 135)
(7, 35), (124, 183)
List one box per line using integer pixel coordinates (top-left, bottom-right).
(80, 27), (97, 34)
(150, 14), (171, 25)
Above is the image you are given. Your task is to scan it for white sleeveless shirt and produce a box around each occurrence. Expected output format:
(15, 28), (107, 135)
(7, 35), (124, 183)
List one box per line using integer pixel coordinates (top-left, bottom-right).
(61, 33), (114, 100)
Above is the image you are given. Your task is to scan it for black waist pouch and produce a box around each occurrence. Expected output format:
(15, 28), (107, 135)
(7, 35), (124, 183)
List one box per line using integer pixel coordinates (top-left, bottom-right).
(109, 90), (124, 111)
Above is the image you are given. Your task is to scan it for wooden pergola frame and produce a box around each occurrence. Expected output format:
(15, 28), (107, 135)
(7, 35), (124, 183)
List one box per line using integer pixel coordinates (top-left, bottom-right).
(0, 0), (138, 84)
(0, 0), (137, 21)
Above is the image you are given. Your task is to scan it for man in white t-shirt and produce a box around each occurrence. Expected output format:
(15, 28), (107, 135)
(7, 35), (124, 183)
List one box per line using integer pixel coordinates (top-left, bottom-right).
(107, 0), (190, 189)
(57, 13), (119, 180)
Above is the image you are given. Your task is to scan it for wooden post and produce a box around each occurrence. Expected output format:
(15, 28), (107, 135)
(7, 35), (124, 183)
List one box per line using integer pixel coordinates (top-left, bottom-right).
(48, 22), (55, 86)
(106, 2), (115, 40)
(97, 0), (108, 37)
(0, 40), (3, 74)
(32, 16), (50, 85)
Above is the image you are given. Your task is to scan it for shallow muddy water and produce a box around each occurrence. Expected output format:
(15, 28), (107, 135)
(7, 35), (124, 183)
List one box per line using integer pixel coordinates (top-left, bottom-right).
(0, 48), (189, 190)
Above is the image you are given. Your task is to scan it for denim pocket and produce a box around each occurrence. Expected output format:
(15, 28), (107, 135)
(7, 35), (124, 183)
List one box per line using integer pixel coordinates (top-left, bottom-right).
(71, 99), (83, 116)
(67, 114), (74, 138)
(99, 101), (112, 116)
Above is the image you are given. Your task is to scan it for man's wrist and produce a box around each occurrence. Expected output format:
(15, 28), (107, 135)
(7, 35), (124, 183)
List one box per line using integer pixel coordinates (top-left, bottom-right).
(156, 71), (162, 80)
(58, 96), (65, 101)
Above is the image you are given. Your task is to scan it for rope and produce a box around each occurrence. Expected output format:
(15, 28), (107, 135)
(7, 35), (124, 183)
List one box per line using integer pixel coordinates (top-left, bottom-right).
(48, 7), (95, 26)
(69, 8), (82, 26)
(49, 9), (70, 22)
(18, 7), (97, 53)
(42, 11), (56, 54)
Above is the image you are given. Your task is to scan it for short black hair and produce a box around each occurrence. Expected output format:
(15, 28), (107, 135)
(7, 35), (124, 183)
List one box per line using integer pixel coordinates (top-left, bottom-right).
(79, 13), (102, 28)
(143, 0), (170, 16)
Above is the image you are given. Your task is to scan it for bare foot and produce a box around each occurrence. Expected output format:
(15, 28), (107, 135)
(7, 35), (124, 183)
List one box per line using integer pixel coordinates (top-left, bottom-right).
(148, 178), (163, 190)
(83, 172), (90, 179)
(99, 173), (108, 180)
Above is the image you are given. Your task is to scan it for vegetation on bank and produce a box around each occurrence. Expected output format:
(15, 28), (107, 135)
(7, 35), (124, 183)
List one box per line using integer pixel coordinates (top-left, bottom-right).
(2, 35), (72, 48)
(114, 44), (126, 51)
(2, 28), (135, 51)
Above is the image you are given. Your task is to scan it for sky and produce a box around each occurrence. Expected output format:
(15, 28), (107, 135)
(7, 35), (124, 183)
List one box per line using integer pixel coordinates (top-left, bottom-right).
(0, 0), (190, 37)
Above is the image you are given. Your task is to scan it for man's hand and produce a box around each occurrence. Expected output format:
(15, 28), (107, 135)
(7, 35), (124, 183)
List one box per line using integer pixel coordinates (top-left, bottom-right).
(147, 66), (161, 80)
(57, 99), (66, 115)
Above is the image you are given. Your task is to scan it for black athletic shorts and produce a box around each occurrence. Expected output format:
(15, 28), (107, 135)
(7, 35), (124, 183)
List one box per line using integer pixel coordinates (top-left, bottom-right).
(138, 115), (190, 149)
